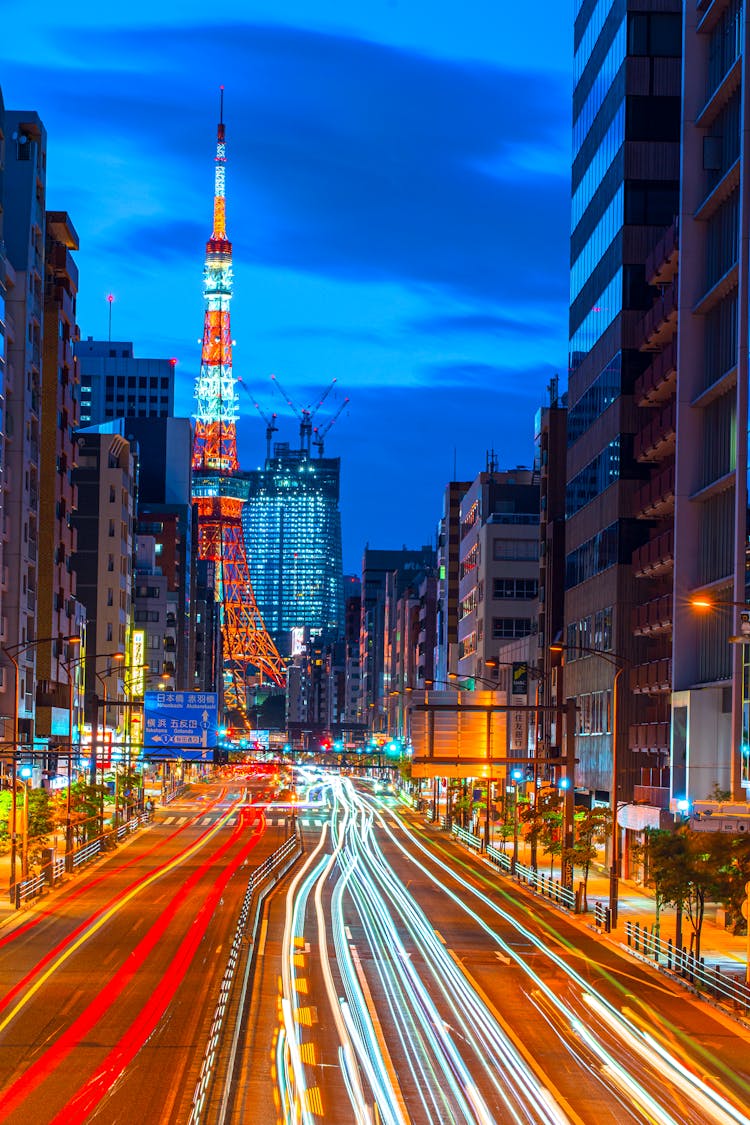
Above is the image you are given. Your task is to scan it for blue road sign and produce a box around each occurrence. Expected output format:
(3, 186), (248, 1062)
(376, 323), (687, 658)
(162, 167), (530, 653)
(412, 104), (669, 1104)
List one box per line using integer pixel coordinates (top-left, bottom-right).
(144, 691), (219, 754)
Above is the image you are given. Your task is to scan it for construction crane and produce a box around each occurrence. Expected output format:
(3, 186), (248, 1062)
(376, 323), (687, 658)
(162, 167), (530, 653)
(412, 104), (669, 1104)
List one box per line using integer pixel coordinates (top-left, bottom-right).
(312, 396), (350, 457)
(270, 374), (338, 455)
(237, 378), (278, 460)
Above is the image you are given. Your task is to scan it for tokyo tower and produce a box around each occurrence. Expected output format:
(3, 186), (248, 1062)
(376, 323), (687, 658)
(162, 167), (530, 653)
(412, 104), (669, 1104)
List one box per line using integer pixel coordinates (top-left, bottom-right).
(191, 91), (286, 717)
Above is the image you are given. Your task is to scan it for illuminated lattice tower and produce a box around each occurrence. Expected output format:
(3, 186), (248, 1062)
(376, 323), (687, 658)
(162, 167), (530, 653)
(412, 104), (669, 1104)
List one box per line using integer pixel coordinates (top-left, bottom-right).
(191, 94), (285, 715)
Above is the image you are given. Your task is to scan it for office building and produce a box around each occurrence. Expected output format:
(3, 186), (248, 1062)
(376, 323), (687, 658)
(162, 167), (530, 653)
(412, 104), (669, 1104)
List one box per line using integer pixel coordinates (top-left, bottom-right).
(76, 338), (175, 425)
(243, 445), (344, 648)
(565, 2), (682, 821)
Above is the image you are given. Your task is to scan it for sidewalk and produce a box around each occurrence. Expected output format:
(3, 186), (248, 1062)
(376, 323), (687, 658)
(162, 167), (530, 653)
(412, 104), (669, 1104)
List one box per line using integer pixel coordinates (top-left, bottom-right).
(419, 806), (750, 976)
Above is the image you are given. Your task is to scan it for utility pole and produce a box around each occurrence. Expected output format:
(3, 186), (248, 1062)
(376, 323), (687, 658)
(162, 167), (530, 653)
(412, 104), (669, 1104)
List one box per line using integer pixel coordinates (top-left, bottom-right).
(561, 697), (577, 890)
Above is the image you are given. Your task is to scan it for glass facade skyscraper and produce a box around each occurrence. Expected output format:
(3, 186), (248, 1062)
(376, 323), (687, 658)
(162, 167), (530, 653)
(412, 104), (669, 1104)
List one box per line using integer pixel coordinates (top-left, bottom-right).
(565, 1), (681, 801)
(243, 447), (344, 646)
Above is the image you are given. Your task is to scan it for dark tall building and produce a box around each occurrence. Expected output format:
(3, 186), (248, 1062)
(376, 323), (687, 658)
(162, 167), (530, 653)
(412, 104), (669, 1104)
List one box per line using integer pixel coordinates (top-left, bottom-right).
(359, 546), (436, 726)
(243, 445), (344, 648)
(76, 338), (175, 425)
(90, 416), (195, 690)
(565, 2), (682, 819)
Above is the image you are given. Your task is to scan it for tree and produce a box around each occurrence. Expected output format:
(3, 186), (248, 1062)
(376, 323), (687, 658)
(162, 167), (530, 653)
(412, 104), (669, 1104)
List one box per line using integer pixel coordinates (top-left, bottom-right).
(25, 789), (54, 868)
(643, 827), (732, 958)
(535, 789), (563, 876)
(565, 805), (611, 911)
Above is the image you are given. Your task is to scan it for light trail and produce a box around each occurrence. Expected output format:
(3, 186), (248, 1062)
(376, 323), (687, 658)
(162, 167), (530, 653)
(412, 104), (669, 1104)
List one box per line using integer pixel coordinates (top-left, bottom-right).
(0, 795), (246, 1035)
(276, 776), (750, 1125)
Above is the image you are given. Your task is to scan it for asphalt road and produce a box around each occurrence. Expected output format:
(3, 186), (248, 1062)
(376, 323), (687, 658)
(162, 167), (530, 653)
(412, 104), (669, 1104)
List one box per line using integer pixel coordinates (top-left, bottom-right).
(0, 778), (291, 1125)
(229, 773), (750, 1125)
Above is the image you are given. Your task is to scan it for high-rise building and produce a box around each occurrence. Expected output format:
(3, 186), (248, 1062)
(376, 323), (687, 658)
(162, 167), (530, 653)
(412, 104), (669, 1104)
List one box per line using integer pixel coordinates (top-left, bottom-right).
(534, 381), (568, 779)
(672, 1), (748, 804)
(76, 338), (175, 425)
(97, 416), (196, 690)
(565, 2), (682, 822)
(360, 546), (436, 726)
(36, 210), (85, 745)
(243, 444), (345, 649)
(435, 480), (470, 685)
(71, 431), (136, 720)
(0, 92), (11, 751)
(3, 109), (47, 747)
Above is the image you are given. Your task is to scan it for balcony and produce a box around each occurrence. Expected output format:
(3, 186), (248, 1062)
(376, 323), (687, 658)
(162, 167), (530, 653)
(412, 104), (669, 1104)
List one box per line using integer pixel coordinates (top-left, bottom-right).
(629, 722), (670, 752)
(630, 658), (672, 694)
(632, 528), (674, 578)
(634, 400), (676, 463)
(633, 785), (671, 810)
(633, 464), (675, 519)
(632, 593), (672, 636)
(635, 341), (677, 406)
(645, 223), (678, 287)
(639, 280), (678, 351)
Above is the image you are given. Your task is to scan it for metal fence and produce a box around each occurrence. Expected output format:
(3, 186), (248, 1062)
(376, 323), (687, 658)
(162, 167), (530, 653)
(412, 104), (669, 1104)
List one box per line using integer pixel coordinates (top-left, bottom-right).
(451, 823), (483, 852)
(485, 845), (578, 911)
(624, 920), (750, 1011)
(189, 832), (303, 1125)
(9, 811), (151, 908)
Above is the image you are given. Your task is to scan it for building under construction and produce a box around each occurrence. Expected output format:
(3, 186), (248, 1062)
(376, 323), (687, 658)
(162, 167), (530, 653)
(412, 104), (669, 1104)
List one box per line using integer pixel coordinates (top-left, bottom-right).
(242, 442), (345, 650)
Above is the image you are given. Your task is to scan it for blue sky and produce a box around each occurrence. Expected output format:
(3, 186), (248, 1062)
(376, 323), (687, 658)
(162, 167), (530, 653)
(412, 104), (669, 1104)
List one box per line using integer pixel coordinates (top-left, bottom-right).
(1, 1), (573, 572)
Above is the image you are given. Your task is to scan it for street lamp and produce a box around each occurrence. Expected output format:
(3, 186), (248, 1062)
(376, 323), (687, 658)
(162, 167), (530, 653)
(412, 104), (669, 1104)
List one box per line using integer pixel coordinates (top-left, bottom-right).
(550, 642), (626, 924)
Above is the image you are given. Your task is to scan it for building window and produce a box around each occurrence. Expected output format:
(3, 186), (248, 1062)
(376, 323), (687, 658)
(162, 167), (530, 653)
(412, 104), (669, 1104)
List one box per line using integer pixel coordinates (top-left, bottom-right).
(492, 538), (539, 561)
(492, 578), (538, 600)
(491, 618), (534, 639)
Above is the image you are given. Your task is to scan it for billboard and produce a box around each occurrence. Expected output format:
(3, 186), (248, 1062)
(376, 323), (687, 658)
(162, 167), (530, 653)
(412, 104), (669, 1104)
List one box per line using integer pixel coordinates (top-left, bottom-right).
(144, 691), (219, 757)
(409, 691), (507, 779)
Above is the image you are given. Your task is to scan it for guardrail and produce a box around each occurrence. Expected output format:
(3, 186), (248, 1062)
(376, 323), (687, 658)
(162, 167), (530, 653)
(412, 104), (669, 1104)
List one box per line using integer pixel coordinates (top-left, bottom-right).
(189, 832), (303, 1125)
(485, 845), (577, 911)
(9, 811), (151, 908)
(624, 920), (750, 1011)
(16, 873), (46, 906)
(451, 823), (483, 852)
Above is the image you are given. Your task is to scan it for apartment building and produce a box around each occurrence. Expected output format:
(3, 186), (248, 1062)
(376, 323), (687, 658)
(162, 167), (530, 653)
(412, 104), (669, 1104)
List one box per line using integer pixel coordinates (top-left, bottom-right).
(455, 463), (540, 685)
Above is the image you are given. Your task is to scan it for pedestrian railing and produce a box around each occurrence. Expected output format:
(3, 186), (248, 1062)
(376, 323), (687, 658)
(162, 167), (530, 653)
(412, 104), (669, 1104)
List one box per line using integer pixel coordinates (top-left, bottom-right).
(16, 873), (46, 906)
(189, 831), (303, 1125)
(451, 823), (483, 852)
(116, 812), (148, 840)
(484, 844), (577, 909)
(8, 810), (154, 908)
(594, 901), (612, 932)
(624, 920), (750, 1011)
(72, 839), (102, 868)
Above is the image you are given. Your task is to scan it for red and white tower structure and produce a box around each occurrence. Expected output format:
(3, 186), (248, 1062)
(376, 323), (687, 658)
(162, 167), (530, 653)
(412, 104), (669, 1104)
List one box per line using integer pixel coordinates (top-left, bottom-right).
(191, 92), (285, 717)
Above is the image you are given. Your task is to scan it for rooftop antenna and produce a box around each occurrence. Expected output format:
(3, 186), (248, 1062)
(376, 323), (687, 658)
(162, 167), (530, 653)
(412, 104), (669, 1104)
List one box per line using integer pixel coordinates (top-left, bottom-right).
(107, 293), (114, 341)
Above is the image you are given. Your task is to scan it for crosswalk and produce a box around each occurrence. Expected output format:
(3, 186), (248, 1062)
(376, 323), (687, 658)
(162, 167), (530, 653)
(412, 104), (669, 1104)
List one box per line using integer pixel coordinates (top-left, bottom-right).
(159, 813), (329, 828)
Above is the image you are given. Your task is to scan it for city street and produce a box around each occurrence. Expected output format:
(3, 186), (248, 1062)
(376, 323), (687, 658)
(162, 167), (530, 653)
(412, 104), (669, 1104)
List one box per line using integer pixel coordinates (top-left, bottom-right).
(231, 775), (750, 1125)
(0, 780), (290, 1125)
